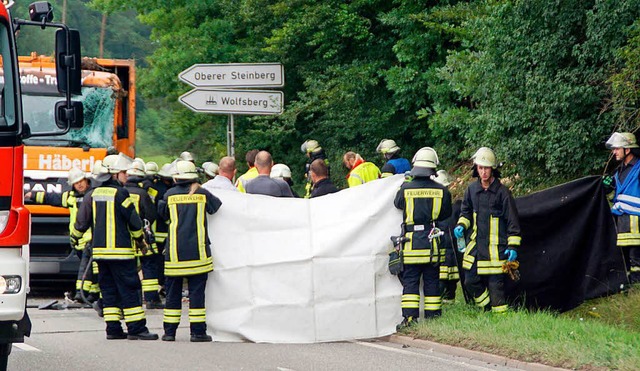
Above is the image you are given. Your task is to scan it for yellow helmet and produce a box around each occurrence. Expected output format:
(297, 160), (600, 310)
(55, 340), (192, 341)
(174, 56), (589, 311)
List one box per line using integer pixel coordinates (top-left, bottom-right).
(472, 147), (497, 168)
(173, 160), (199, 180)
(376, 139), (400, 154)
(67, 167), (88, 186)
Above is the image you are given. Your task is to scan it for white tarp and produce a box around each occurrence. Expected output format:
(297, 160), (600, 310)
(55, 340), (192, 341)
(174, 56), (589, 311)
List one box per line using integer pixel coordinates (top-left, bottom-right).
(205, 174), (404, 343)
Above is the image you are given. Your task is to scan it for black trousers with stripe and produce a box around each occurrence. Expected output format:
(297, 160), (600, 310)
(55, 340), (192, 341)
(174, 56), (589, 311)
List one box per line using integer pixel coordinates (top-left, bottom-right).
(163, 273), (208, 336)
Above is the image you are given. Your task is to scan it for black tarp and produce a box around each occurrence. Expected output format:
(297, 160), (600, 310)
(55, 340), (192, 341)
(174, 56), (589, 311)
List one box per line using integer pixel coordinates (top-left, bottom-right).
(505, 176), (627, 312)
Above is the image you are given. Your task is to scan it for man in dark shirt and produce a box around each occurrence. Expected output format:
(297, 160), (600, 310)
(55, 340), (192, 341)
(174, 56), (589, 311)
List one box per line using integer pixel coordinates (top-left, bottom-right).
(245, 151), (294, 197)
(310, 159), (338, 198)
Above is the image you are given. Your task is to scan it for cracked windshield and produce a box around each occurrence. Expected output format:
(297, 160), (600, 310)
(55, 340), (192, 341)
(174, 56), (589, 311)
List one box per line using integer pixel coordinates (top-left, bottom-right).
(23, 86), (114, 147)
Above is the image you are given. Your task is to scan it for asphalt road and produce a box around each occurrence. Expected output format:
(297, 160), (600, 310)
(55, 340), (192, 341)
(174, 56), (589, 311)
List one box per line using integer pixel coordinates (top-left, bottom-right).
(8, 295), (523, 371)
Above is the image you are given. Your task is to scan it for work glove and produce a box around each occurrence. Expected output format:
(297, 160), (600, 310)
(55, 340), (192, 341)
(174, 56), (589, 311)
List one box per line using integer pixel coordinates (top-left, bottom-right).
(504, 248), (517, 262)
(602, 175), (615, 193)
(70, 235), (79, 250)
(134, 236), (149, 255)
(454, 225), (465, 239)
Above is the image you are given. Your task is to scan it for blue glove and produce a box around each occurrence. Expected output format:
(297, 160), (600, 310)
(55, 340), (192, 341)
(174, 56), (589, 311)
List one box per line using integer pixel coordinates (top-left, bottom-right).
(454, 225), (465, 239)
(505, 249), (517, 262)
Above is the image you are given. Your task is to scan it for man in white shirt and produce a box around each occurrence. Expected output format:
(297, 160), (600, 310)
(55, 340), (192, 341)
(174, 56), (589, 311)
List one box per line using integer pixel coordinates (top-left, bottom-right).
(202, 156), (238, 193)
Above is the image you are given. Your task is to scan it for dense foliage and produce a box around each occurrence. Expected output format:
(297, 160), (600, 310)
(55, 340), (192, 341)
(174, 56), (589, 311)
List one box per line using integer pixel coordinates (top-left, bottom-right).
(91, 0), (640, 193)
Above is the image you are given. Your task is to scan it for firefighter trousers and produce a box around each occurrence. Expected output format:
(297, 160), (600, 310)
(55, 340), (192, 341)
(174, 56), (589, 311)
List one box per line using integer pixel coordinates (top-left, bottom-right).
(140, 254), (162, 302)
(97, 259), (149, 336)
(401, 264), (442, 319)
(464, 264), (508, 313)
(163, 273), (208, 336)
(621, 245), (640, 284)
(76, 246), (99, 297)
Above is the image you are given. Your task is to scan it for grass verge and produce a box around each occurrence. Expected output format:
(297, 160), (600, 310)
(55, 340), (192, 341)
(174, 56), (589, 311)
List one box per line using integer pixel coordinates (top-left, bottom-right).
(401, 287), (640, 370)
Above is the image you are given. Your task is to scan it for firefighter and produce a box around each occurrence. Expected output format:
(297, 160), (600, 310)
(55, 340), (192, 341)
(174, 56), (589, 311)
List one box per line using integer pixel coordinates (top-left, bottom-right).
(271, 163), (300, 198)
(394, 147), (452, 327)
(454, 147), (521, 313)
(301, 140), (330, 198)
(343, 151), (381, 187)
(157, 161), (222, 342)
(606, 132), (640, 284)
(26, 167), (98, 302)
(124, 161), (164, 309)
(71, 153), (158, 340)
(376, 139), (411, 178)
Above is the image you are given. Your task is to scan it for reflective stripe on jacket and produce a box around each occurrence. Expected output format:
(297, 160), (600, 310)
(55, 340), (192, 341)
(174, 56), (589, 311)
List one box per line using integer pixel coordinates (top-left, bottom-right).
(34, 189), (93, 250)
(125, 180), (158, 256)
(347, 162), (381, 187)
(72, 179), (144, 260)
(158, 183), (222, 276)
(394, 177), (452, 264)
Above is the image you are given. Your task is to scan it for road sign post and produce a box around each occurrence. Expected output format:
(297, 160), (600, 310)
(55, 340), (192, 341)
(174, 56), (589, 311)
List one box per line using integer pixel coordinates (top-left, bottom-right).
(178, 62), (285, 158)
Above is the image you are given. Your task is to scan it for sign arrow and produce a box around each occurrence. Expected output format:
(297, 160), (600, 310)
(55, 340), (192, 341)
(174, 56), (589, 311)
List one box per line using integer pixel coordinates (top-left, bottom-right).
(178, 89), (284, 115)
(179, 63), (284, 88)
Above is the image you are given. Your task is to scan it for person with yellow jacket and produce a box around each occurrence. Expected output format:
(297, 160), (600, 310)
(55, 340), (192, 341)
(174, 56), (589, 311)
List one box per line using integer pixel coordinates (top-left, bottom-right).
(157, 161), (222, 342)
(235, 149), (260, 193)
(72, 153), (158, 340)
(394, 148), (452, 327)
(454, 147), (521, 314)
(343, 151), (381, 187)
(26, 167), (98, 302)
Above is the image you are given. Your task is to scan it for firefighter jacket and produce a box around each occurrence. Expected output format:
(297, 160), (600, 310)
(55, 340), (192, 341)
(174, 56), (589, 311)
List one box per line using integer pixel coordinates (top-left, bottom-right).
(140, 177), (160, 204)
(457, 178), (521, 275)
(347, 160), (381, 188)
(33, 189), (92, 250)
(611, 157), (640, 247)
(157, 182), (222, 277)
(72, 178), (144, 260)
(394, 176), (452, 264)
(125, 178), (158, 256)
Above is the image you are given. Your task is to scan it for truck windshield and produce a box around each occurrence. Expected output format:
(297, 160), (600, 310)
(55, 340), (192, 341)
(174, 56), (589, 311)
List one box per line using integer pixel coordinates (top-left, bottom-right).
(0, 19), (17, 131)
(22, 86), (115, 147)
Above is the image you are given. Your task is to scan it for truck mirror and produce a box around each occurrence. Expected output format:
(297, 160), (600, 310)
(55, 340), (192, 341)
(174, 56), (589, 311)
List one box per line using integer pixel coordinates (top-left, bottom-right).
(55, 28), (81, 95)
(54, 100), (84, 129)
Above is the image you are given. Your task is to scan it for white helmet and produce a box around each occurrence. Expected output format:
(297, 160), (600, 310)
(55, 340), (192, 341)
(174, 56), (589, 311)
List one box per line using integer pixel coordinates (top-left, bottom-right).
(472, 147), (497, 168)
(101, 153), (134, 174)
(67, 167), (88, 186)
(180, 151), (195, 162)
(605, 132), (639, 149)
(270, 163), (292, 179)
(91, 160), (103, 178)
(126, 160), (146, 177)
(158, 163), (175, 178)
(145, 161), (159, 176)
(202, 161), (219, 177)
(431, 169), (452, 187)
(300, 140), (320, 154)
(173, 160), (199, 180)
(376, 139), (400, 155)
(412, 147), (439, 169)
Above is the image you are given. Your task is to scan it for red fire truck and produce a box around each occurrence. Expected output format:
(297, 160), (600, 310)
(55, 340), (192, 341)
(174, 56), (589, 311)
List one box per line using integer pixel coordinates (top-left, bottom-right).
(0, 1), (82, 368)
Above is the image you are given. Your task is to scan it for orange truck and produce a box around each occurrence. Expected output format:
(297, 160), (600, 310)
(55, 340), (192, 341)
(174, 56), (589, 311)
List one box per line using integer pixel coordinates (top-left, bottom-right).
(20, 54), (136, 281)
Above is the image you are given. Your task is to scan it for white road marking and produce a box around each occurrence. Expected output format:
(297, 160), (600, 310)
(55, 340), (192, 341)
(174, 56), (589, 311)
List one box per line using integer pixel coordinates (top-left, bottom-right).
(352, 341), (500, 371)
(13, 343), (41, 352)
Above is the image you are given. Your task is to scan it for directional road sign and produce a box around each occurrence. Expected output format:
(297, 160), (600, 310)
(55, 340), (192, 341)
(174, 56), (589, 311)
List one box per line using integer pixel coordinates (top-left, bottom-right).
(179, 63), (284, 88)
(178, 89), (284, 115)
